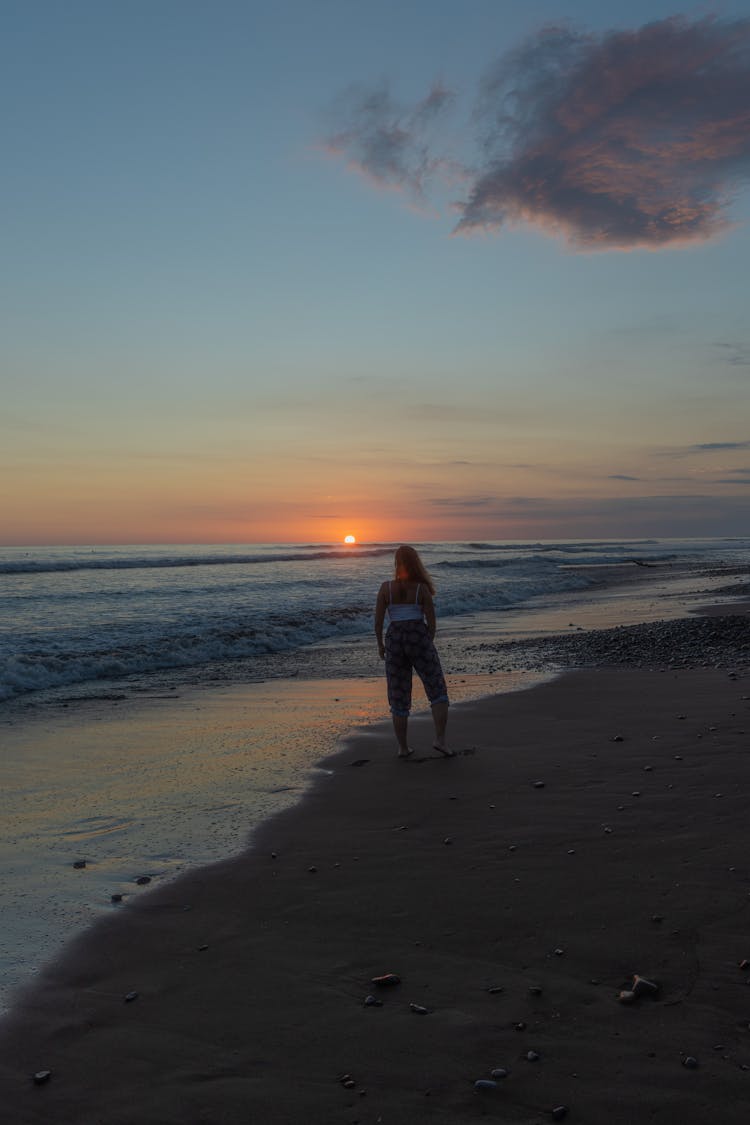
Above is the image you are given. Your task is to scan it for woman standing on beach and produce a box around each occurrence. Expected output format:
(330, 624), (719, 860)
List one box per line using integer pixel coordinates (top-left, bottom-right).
(374, 545), (452, 759)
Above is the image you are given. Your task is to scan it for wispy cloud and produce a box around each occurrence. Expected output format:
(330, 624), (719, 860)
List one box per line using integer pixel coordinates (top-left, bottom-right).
(326, 15), (750, 250)
(658, 439), (750, 457)
(714, 341), (750, 366)
(608, 474), (640, 480)
(324, 82), (457, 197)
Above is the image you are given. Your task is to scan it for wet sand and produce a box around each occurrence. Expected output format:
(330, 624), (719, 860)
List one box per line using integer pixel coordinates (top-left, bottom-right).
(2, 665), (749, 1123)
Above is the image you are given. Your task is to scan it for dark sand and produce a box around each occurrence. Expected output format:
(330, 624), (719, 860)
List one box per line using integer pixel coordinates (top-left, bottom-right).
(2, 666), (750, 1123)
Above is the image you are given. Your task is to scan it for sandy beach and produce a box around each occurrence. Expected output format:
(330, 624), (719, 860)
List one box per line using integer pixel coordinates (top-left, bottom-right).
(2, 639), (750, 1122)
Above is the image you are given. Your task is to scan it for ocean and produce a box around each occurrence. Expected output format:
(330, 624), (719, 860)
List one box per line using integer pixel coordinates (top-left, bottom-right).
(3, 537), (749, 707)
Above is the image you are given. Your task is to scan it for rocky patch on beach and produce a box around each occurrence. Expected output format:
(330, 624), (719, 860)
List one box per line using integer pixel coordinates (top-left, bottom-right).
(471, 613), (749, 674)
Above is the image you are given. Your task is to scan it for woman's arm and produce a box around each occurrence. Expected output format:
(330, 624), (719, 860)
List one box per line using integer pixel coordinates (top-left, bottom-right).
(421, 588), (437, 640)
(374, 583), (388, 659)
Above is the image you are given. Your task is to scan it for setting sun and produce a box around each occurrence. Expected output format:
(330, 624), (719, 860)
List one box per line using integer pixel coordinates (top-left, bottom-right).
(344, 535), (356, 544)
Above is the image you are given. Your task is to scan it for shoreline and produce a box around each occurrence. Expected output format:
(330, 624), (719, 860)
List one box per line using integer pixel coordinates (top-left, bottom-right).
(2, 665), (749, 1123)
(1, 564), (747, 1010)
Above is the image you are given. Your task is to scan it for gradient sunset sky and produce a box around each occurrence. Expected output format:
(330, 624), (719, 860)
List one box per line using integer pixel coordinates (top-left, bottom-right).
(3, 0), (749, 545)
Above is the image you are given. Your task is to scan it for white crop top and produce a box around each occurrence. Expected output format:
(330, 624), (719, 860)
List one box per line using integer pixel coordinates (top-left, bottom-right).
(387, 582), (424, 622)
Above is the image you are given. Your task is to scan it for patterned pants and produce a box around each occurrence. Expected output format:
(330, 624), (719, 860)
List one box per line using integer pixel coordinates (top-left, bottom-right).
(385, 620), (449, 717)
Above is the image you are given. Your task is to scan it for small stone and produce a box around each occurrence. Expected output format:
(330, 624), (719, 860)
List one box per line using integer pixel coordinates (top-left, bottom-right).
(33, 1070), (52, 1085)
(567, 849), (576, 855)
(364, 995), (382, 1007)
(474, 1079), (498, 1091)
(683, 1056), (699, 1069)
(487, 985), (503, 994)
(674, 755), (683, 760)
(490, 1068), (508, 1079)
(410, 1003), (428, 1014)
(644, 766), (653, 772)
(308, 866), (317, 873)
(111, 894), (123, 903)
(270, 852), (277, 859)
(514, 1021), (527, 1031)
(371, 973), (400, 986)
(508, 844), (517, 851)
(73, 860), (86, 869)
(135, 876), (151, 886)
(124, 991), (139, 1002)
(554, 947), (565, 956)
(632, 791), (641, 797)
(603, 827), (613, 834)
(198, 944), (209, 952)
(611, 735), (624, 742)
(529, 986), (543, 996)
(443, 837), (453, 845)
(342, 1077), (356, 1089)
(552, 1108), (569, 1121)
(651, 914), (664, 924)
(631, 974), (660, 998)
(739, 959), (750, 970)
(533, 781), (545, 788)
(349, 759), (369, 767)
(618, 990), (636, 1004)
(526, 1050), (540, 1061)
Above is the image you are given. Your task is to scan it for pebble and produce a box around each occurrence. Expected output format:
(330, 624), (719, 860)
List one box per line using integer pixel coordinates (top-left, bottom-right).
(526, 1050), (540, 1062)
(371, 973), (400, 986)
(73, 860), (87, 869)
(364, 995), (382, 1007)
(683, 1056), (699, 1069)
(111, 894), (123, 903)
(611, 735), (624, 742)
(567, 849), (576, 855)
(529, 986), (543, 996)
(618, 990), (636, 1004)
(487, 986), (503, 994)
(552, 1108), (569, 1121)
(490, 1067), (508, 1079)
(631, 974), (659, 998)
(474, 1079), (498, 1091)
(340, 1075), (356, 1089)
(739, 959), (750, 971)
(533, 781), (546, 788)
(514, 1021), (527, 1031)
(135, 876), (151, 886)
(644, 765), (653, 772)
(124, 991), (139, 1003)
(410, 1003), (429, 1014)
(308, 866), (317, 873)
(651, 914), (664, 924)
(443, 837), (453, 845)
(349, 759), (370, 767)
(33, 1070), (52, 1085)
(632, 791), (641, 797)
(508, 844), (517, 851)
(554, 947), (565, 956)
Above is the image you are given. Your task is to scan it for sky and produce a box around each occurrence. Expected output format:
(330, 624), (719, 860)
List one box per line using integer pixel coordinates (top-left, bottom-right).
(2, 0), (749, 545)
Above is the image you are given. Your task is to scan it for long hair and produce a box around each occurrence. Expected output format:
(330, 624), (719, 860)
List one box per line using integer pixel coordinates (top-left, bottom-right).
(394, 545), (436, 595)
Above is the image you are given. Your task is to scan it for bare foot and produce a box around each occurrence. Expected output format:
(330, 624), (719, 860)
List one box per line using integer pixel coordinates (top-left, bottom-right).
(433, 743), (455, 758)
(398, 747), (415, 759)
